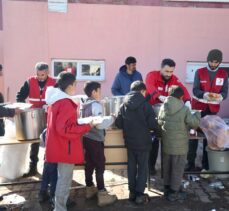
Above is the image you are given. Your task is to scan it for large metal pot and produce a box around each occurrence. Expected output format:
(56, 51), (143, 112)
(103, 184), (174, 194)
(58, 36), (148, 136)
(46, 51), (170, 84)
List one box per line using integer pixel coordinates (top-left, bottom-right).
(152, 103), (163, 117)
(102, 96), (125, 116)
(14, 108), (46, 140)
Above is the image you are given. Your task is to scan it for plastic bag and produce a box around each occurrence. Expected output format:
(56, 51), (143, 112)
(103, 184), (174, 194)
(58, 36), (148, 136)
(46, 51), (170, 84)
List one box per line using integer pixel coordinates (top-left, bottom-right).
(0, 119), (30, 180)
(200, 115), (229, 150)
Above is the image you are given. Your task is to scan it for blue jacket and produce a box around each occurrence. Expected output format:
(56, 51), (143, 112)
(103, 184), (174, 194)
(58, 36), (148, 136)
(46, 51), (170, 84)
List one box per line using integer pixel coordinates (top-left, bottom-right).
(111, 65), (143, 96)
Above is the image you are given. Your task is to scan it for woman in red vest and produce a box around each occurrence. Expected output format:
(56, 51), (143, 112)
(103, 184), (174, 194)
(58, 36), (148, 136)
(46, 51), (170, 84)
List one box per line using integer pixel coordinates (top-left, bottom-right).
(16, 62), (56, 177)
(186, 49), (228, 171)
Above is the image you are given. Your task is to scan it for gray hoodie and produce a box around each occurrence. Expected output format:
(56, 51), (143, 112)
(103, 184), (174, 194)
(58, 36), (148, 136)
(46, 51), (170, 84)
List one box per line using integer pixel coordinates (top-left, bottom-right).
(82, 98), (114, 142)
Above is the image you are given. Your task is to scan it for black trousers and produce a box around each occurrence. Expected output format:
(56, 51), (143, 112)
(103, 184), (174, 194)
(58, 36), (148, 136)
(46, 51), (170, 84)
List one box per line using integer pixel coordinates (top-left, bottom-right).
(127, 149), (149, 194)
(187, 108), (216, 170)
(83, 137), (105, 190)
(149, 138), (159, 170)
(29, 143), (40, 169)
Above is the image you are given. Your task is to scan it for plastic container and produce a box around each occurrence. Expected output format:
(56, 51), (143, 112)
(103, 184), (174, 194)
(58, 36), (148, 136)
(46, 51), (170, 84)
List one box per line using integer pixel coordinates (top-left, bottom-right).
(206, 147), (229, 179)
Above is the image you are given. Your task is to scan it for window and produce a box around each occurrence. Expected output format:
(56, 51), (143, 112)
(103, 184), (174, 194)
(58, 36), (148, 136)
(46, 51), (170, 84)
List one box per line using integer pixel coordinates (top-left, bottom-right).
(51, 59), (105, 81)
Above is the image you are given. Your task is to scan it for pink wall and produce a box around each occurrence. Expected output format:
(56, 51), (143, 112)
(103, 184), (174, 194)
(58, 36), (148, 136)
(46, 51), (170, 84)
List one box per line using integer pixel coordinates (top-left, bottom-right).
(0, 31), (4, 93)
(2, 1), (229, 116)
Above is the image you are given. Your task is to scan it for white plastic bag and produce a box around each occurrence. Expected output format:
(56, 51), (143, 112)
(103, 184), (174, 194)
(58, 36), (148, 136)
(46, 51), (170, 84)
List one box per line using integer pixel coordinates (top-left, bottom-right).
(200, 115), (229, 150)
(0, 119), (30, 180)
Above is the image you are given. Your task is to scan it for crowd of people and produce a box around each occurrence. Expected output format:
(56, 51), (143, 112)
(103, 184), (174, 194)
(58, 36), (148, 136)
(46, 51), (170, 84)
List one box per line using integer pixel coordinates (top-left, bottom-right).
(0, 49), (228, 211)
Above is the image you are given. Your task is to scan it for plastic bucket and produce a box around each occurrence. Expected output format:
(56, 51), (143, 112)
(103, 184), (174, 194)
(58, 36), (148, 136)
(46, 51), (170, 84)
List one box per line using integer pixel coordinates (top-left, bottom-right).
(206, 147), (229, 179)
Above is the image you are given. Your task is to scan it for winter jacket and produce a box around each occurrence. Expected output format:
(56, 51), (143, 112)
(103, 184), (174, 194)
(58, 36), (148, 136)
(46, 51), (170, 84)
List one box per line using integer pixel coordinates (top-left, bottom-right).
(115, 91), (157, 151)
(145, 71), (190, 105)
(45, 87), (91, 164)
(111, 65), (143, 96)
(158, 96), (201, 155)
(82, 98), (114, 142)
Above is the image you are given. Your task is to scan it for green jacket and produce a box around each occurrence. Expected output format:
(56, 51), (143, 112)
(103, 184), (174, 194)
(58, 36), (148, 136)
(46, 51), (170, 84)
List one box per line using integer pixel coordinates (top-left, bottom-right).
(158, 96), (201, 155)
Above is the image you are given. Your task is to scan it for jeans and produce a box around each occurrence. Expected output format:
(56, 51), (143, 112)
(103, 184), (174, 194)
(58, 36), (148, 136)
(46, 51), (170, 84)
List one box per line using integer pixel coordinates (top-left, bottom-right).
(40, 162), (57, 196)
(127, 149), (149, 194)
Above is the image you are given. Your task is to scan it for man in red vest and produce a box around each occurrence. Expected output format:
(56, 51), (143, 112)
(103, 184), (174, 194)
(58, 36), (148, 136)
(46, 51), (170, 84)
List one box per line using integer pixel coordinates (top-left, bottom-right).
(186, 49), (228, 171)
(145, 58), (191, 175)
(16, 62), (56, 177)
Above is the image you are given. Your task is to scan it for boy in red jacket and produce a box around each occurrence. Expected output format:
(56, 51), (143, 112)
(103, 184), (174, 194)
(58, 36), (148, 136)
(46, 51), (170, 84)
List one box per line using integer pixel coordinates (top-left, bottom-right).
(45, 72), (95, 211)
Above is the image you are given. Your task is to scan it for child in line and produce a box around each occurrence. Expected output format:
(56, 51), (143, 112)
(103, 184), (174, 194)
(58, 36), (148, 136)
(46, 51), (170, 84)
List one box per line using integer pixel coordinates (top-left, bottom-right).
(82, 81), (117, 207)
(158, 85), (200, 201)
(45, 72), (95, 211)
(115, 81), (158, 205)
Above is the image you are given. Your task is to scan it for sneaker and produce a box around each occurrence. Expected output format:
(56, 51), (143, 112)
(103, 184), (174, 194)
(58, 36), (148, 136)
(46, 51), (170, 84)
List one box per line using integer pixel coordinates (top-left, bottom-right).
(38, 191), (50, 203)
(200, 169), (211, 179)
(128, 192), (136, 201)
(135, 194), (150, 205)
(97, 190), (117, 207)
(86, 186), (98, 199)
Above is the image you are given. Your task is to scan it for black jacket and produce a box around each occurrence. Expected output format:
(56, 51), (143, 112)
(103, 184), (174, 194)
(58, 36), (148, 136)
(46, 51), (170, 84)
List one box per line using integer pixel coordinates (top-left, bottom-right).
(115, 91), (157, 151)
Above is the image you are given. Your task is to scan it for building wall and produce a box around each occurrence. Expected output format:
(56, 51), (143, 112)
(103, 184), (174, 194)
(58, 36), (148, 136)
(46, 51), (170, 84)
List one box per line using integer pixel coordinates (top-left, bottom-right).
(2, 1), (229, 116)
(0, 31), (3, 93)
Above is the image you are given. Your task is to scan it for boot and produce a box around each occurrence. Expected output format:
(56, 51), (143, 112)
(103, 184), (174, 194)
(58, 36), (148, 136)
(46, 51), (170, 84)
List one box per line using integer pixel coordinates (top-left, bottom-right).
(86, 186), (98, 199)
(164, 185), (171, 199)
(184, 163), (195, 172)
(97, 190), (117, 207)
(128, 192), (136, 202)
(23, 165), (38, 177)
(135, 193), (150, 205)
(38, 190), (50, 203)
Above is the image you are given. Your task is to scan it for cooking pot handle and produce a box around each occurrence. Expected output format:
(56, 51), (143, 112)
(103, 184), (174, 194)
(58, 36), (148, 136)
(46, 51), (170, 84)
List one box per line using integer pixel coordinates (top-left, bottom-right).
(31, 111), (36, 118)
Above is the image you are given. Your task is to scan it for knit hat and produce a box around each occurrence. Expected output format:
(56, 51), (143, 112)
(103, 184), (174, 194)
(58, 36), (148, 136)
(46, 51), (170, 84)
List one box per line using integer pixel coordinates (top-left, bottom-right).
(207, 49), (223, 63)
(168, 85), (184, 99)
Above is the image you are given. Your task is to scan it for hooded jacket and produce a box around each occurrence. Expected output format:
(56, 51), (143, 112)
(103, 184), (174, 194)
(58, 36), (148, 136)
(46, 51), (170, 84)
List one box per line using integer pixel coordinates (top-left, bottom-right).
(111, 65), (143, 96)
(45, 87), (91, 164)
(158, 96), (200, 155)
(115, 91), (157, 151)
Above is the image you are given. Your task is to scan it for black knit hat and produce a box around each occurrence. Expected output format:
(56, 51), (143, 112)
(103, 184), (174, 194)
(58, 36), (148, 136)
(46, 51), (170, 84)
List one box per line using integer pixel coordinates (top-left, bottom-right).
(207, 49), (223, 63)
(168, 85), (184, 99)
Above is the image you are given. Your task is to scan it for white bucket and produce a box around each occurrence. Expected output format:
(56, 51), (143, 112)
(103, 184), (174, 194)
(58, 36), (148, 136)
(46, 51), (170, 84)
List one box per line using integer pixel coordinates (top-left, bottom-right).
(206, 147), (229, 179)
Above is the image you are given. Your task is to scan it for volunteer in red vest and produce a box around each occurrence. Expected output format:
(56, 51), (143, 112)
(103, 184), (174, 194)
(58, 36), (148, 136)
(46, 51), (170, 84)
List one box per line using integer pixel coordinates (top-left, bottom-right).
(16, 62), (56, 177)
(186, 49), (228, 172)
(145, 58), (191, 175)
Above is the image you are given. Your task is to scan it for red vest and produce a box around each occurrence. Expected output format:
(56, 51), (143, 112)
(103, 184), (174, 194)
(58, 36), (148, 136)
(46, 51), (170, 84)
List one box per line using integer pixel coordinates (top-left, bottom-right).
(28, 76), (56, 108)
(192, 67), (227, 113)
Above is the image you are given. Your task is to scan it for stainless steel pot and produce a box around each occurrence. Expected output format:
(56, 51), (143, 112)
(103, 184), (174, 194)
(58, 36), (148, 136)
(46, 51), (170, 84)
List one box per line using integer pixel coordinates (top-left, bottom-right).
(152, 103), (163, 117)
(14, 108), (46, 140)
(102, 96), (125, 116)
